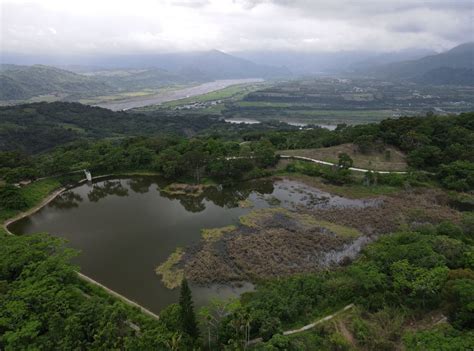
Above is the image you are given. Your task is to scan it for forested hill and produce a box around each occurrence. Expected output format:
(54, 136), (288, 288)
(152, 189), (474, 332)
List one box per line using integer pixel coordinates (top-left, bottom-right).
(0, 65), (112, 100)
(0, 102), (225, 153)
(0, 102), (295, 154)
(0, 64), (194, 101)
(1, 101), (473, 192)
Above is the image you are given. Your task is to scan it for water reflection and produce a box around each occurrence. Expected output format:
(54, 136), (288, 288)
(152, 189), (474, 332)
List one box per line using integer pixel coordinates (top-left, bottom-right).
(157, 179), (275, 213)
(49, 191), (83, 209)
(87, 180), (129, 202)
(127, 178), (152, 194)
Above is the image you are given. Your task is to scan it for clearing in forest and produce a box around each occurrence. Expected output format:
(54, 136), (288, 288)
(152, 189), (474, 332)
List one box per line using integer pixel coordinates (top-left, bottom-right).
(278, 143), (407, 172)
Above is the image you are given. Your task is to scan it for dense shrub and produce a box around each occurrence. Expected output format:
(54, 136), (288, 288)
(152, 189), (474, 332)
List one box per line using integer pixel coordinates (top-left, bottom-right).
(0, 184), (27, 210)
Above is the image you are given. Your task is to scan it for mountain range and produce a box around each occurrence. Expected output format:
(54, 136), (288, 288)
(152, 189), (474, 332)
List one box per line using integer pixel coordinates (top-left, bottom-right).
(233, 48), (436, 75)
(0, 50), (290, 101)
(1, 43), (473, 101)
(364, 42), (474, 84)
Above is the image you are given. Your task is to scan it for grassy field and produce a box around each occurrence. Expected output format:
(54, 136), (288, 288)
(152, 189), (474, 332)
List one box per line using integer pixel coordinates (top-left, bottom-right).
(164, 83), (264, 107)
(278, 143), (407, 171)
(78, 84), (192, 105)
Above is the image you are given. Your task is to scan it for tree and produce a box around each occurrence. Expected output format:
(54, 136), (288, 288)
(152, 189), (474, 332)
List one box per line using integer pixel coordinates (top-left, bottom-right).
(165, 332), (183, 351)
(0, 184), (27, 210)
(403, 325), (474, 350)
(364, 170), (377, 186)
(253, 140), (277, 168)
(127, 146), (154, 168)
(391, 259), (449, 307)
(179, 278), (199, 340)
(338, 153), (353, 169)
(0, 233), (174, 350)
(322, 168), (352, 185)
(160, 303), (182, 331)
(154, 149), (182, 179)
(199, 298), (241, 349)
(354, 135), (374, 154)
(443, 277), (474, 329)
(407, 145), (442, 169)
(438, 161), (474, 191)
(182, 149), (208, 183)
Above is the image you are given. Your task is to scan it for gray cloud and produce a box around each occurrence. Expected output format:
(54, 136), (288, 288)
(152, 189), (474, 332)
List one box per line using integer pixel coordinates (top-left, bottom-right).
(171, 0), (209, 8)
(1, 0), (472, 55)
(389, 23), (425, 34)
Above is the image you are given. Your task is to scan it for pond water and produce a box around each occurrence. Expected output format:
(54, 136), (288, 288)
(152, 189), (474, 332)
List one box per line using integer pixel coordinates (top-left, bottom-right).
(9, 177), (377, 314)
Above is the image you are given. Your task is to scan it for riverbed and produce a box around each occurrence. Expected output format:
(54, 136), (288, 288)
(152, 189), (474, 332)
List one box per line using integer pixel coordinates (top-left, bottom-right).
(95, 79), (263, 111)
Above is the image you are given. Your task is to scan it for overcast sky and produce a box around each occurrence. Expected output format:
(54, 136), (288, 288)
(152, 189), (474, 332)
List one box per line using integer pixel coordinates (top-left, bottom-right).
(1, 0), (473, 55)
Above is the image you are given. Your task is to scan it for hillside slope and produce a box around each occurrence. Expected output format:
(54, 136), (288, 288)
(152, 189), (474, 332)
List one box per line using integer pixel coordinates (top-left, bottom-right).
(0, 64), (112, 100)
(0, 102), (227, 153)
(367, 42), (474, 84)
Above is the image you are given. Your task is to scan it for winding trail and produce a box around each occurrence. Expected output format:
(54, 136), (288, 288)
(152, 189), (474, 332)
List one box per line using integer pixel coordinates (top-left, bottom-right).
(248, 304), (354, 345)
(279, 155), (407, 174)
(226, 155), (408, 174)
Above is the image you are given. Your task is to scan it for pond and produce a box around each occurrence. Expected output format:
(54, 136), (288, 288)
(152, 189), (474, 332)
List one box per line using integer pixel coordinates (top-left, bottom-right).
(9, 176), (377, 314)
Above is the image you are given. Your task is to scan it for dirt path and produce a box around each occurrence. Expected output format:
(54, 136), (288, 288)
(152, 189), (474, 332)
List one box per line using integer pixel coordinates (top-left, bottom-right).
(248, 304), (354, 345)
(337, 320), (356, 347)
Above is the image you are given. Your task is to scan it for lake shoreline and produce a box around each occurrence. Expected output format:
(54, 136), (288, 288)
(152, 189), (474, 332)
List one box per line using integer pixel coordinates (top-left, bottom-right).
(5, 173), (461, 316)
(3, 174), (166, 320)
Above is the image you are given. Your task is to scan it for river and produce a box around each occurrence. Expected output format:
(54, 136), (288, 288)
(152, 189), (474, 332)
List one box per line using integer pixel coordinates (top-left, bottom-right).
(94, 79), (263, 111)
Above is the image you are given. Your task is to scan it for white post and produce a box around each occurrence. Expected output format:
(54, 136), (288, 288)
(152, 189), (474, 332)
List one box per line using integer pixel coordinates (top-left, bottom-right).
(84, 169), (92, 182)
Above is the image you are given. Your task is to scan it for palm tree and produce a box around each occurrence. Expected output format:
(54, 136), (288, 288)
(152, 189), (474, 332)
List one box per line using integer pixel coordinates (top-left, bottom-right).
(165, 332), (182, 351)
